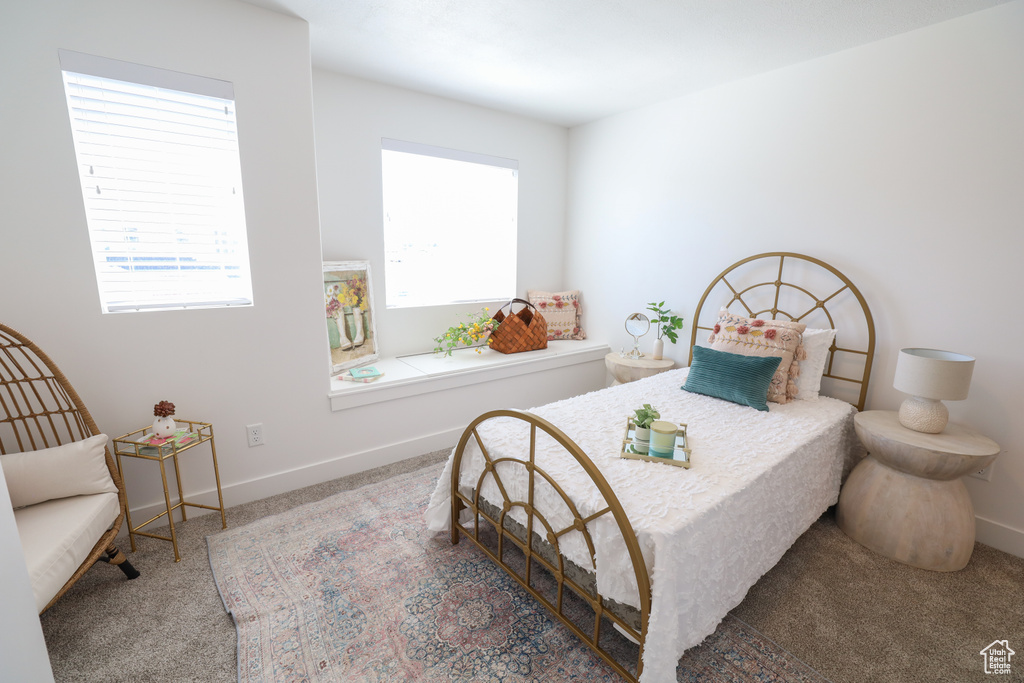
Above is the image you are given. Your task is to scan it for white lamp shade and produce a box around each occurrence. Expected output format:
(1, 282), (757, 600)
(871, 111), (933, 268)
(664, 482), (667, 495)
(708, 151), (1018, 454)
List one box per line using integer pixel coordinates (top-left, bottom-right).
(893, 348), (975, 401)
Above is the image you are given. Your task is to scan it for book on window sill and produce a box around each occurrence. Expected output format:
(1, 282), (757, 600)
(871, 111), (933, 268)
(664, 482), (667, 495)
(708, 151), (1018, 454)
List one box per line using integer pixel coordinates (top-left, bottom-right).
(338, 370), (385, 383)
(349, 366), (382, 379)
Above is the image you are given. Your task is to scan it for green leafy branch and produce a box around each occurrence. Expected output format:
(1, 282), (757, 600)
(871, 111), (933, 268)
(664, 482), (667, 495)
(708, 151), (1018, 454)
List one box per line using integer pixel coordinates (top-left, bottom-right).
(633, 404), (660, 429)
(646, 301), (684, 343)
(433, 308), (499, 356)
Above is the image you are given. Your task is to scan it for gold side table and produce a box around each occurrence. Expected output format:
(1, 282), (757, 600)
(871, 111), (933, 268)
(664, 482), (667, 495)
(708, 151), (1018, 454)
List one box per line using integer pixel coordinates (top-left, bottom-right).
(112, 419), (227, 562)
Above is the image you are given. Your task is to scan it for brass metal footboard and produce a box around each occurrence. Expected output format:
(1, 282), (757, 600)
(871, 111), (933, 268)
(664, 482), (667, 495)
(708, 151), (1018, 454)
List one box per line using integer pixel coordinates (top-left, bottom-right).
(450, 409), (651, 682)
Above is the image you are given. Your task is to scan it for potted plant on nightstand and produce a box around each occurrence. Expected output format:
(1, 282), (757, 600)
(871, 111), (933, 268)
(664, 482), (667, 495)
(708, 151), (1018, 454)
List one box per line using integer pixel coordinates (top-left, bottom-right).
(152, 400), (176, 438)
(646, 301), (684, 360)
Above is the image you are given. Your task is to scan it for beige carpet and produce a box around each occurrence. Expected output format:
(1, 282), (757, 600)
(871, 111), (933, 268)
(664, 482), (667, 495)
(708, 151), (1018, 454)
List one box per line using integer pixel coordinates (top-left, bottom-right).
(40, 450), (1024, 682)
(732, 513), (1024, 683)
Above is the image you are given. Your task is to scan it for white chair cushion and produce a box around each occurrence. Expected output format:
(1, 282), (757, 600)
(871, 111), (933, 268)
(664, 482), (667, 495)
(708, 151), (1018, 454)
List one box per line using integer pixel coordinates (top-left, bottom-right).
(13, 492), (120, 612)
(1, 434), (116, 509)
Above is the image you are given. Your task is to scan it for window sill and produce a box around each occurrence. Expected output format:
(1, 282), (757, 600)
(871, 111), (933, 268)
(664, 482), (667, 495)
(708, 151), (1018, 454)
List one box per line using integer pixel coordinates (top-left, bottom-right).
(328, 340), (610, 412)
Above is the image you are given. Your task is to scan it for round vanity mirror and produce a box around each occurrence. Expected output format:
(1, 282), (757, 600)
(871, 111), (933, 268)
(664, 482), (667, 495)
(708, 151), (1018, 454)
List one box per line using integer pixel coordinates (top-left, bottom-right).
(625, 313), (650, 338)
(624, 313), (650, 358)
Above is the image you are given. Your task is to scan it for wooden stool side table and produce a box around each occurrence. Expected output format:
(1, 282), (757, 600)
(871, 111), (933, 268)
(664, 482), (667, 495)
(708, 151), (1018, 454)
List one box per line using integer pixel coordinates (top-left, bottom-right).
(837, 410), (1000, 571)
(604, 352), (675, 386)
(113, 419), (227, 562)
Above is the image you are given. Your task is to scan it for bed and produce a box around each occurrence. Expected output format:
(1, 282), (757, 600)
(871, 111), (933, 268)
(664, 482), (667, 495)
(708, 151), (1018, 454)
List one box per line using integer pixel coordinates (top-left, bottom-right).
(424, 253), (875, 682)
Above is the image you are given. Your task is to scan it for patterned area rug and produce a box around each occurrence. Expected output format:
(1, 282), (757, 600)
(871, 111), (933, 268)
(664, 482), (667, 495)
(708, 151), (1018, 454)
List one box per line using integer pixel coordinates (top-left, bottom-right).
(208, 464), (826, 682)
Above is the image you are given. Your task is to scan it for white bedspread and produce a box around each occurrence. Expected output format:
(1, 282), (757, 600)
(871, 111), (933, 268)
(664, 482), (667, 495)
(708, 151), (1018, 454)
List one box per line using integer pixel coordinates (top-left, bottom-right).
(425, 367), (860, 682)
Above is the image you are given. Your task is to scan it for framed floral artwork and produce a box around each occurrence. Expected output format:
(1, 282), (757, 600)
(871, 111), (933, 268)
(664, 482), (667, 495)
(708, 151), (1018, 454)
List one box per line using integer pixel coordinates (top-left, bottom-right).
(323, 261), (379, 374)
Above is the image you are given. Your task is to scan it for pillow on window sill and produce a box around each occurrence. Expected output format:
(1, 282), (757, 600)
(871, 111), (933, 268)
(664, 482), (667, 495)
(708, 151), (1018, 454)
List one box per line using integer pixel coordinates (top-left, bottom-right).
(683, 345), (782, 412)
(707, 309), (806, 404)
(795, 327), (837, 400)
(527, 290), (586, 340)
(0, 434), (116, 509)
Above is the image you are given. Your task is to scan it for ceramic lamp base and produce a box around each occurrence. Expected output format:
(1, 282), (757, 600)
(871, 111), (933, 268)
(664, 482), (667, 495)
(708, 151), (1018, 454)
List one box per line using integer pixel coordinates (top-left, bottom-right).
(898, 396), (948, 434)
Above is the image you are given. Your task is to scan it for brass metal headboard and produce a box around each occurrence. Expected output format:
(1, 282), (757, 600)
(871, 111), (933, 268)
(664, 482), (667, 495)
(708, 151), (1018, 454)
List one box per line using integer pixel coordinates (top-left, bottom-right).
(688, 252), (875, 411)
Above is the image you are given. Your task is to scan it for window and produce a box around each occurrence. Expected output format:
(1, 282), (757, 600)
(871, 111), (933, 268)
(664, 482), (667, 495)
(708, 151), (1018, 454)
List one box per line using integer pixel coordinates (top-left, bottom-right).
(381, 139), (517, 308)
(59, 50), (252, 313)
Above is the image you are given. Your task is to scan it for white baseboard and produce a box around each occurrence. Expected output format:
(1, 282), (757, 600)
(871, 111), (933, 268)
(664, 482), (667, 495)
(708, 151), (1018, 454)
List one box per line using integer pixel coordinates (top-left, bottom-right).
(975, 515), (1024, 559)
(118, 426), (461, 534)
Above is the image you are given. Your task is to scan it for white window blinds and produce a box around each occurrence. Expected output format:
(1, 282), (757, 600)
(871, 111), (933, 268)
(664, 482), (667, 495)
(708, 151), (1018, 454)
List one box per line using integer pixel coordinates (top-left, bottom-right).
(59, 50), (253, 313)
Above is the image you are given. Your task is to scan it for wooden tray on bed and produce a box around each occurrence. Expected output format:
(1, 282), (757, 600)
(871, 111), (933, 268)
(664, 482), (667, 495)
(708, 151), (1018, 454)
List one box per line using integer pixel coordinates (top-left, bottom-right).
(620, 417), (691, 468)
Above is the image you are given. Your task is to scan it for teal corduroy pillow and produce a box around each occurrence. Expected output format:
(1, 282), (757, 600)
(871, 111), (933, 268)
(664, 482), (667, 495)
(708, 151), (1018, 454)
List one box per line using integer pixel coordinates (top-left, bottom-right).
(683, 345), (783, 412)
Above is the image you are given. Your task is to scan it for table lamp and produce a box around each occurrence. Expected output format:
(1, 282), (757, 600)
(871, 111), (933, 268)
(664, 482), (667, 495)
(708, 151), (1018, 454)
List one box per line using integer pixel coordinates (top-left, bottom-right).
(893, 348), (975, 434)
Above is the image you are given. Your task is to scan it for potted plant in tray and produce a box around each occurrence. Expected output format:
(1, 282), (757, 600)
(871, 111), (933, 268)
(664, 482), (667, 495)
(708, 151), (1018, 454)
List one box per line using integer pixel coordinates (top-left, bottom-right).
(633, 403), (660, 453)
(646, 301), (684, 360)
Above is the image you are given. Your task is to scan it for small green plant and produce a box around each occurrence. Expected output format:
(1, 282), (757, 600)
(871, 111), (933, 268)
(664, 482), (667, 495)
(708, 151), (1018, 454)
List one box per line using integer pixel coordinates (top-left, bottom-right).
(633, 403), (660, 429)
(433, 308), (500, 356)
(646, 301), (684, 344)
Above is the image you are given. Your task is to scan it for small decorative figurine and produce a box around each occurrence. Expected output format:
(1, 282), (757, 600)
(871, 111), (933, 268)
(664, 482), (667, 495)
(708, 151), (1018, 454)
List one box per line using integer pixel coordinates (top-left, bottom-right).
(152, 400), (177, 438)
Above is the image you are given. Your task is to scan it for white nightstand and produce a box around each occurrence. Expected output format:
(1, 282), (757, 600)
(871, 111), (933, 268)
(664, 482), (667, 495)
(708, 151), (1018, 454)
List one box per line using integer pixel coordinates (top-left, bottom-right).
(604, 352), (675, 386)
(837, 410), (1000, 571)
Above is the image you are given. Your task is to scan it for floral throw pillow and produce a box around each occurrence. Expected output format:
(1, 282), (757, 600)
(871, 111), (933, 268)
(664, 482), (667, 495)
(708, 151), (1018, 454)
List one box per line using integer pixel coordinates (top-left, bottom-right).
(707, 309), (806, 404)
(527, 290), (586, 340)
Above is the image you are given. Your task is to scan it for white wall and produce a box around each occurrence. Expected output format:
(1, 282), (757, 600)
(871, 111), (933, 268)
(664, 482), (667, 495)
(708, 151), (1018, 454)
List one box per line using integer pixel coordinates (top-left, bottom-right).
(0, 0), (595, 527)
(0, 468), (54, 682)
(0, 0), (326, 510)
(566, 2), (1024, 556)
(313, 69), (570, 357)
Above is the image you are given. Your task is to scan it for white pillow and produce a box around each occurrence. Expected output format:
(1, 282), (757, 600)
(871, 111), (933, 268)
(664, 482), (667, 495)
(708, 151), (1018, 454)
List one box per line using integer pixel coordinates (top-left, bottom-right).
(795, 328), (836, 400)
(0, 434), (116, 509)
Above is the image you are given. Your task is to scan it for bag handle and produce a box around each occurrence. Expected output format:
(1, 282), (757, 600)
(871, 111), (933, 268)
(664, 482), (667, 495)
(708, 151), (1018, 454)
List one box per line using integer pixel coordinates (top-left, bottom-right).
(496, 297), (537, 314)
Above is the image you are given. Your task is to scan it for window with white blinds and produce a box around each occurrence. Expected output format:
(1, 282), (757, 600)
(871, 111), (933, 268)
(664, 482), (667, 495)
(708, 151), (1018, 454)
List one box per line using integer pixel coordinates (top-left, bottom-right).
(381, 139), (518, 308)
(59, 50), (253, 313)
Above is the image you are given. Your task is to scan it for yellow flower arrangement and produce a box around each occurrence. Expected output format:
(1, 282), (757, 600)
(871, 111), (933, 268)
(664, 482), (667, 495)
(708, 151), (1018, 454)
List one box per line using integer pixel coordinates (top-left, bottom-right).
(342, 275), (368, 311)
(433, 308), (499, 356)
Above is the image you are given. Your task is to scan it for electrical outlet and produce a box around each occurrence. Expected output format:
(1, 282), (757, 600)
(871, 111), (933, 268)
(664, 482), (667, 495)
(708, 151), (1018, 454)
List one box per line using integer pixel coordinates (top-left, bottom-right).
(246, 423), (264, 447)
(969, 461), (993, 481)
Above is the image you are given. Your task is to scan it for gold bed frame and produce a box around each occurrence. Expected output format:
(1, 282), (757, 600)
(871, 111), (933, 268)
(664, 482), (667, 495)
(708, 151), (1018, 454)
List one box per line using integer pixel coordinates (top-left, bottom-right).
(448, 253), (875, 681)
(689, 252), (876, 411)
(450, 409), (651, 680)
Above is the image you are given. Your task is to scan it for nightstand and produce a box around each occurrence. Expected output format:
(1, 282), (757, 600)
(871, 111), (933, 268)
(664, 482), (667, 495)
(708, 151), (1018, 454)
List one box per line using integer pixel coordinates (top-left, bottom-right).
(837, 410), (1000, 571)
(604, 352), (675, 386)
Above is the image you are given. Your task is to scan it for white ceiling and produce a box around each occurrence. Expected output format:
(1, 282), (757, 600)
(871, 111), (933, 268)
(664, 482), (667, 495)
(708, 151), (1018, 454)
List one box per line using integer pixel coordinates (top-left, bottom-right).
(240, 0), (1010, 127)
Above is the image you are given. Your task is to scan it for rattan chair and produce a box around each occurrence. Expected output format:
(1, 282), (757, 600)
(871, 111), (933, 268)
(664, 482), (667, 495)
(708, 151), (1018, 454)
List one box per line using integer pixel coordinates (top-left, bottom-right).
(0, 322), (139, 613)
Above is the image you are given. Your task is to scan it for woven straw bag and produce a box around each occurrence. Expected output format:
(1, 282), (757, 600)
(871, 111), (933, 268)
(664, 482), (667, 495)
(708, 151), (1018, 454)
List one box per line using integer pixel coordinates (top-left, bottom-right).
(489, 298), (548, 354)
